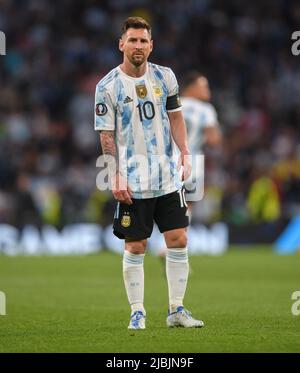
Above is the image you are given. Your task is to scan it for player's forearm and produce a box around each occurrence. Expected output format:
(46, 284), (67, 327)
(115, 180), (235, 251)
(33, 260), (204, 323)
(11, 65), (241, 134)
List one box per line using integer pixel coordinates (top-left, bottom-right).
(172, 123), (189, 153)
(99, 131), (131, 198)
(99, 130), (118, 175)
(169, 112), (189, 153)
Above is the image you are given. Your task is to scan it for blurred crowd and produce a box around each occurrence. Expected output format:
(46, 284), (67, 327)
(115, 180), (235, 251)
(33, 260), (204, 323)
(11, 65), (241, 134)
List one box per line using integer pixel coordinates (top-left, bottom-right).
(0, 0), (300, 229)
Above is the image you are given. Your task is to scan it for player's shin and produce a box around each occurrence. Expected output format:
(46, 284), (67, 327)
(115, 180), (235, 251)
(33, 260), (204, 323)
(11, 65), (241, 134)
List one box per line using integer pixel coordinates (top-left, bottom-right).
(166, 248), (189, 313)
(123, 250), (145, 314)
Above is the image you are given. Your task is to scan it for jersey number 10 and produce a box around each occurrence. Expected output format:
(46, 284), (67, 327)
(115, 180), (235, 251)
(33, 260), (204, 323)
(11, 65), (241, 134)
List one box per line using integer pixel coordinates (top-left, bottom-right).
(137, 101), (155, 121)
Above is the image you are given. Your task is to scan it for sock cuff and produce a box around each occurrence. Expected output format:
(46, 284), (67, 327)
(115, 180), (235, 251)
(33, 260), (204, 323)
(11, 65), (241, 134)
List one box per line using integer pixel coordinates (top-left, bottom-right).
(123, 250), (145, 265)
(166, 248), (188, 263)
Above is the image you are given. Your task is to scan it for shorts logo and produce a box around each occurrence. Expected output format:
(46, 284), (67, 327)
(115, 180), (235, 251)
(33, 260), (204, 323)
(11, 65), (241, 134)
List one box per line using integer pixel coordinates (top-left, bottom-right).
(136, 84), (147, 99)
(153, 86), (163, 97)
(121, 213), (131, 228)
(95, 103), (108, 116)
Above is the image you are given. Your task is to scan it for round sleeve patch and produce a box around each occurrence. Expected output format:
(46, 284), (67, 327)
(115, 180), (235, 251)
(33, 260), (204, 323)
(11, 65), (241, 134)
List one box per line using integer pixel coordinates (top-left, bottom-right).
(95, 103), (108, 116)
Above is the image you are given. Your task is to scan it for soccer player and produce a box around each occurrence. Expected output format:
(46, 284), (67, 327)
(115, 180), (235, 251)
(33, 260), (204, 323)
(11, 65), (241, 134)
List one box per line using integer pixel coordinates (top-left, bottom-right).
(180, 71), (222, 207)
(94, 17), (204, 329)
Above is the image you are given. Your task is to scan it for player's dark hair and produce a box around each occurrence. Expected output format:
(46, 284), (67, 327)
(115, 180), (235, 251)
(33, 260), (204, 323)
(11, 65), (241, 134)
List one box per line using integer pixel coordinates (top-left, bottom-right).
(181, 71), (205, 91)
(121, 17), (152, 37)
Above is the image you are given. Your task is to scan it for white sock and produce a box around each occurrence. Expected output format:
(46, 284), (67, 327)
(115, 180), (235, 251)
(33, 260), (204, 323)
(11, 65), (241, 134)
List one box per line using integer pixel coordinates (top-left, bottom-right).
(123, 250), (145, 314)
(166, 248), (189, 313)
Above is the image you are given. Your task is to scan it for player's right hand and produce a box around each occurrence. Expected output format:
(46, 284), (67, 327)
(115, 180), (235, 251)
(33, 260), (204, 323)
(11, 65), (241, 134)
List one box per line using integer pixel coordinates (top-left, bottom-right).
(111, 173), (133, 205)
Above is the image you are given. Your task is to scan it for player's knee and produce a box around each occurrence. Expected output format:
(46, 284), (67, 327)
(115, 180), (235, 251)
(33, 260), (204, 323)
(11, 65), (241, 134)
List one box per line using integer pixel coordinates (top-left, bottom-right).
(125, 239), (147, 254)
(167, 232), (187, 248)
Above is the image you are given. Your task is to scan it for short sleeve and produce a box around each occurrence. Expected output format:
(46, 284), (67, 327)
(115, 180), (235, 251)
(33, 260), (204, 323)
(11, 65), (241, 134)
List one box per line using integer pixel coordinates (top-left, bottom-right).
(165, 68), (182, 112)
(205, 104), (219, 127)
(166, 68), (179, 97)
(94, 84), (115, 131)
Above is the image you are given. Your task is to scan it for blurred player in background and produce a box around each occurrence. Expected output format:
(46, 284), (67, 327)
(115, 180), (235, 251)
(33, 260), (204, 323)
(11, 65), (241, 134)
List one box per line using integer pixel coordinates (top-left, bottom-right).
(181, 71), (222, 209)
(158, 72), (222, 264)
(94, 17), (204, 329)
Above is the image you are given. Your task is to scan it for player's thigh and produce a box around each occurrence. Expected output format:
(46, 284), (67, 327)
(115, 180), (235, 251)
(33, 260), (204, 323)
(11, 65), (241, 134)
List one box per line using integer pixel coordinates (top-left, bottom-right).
(154, 188), (189, 234)
(113, 198), (156, 240)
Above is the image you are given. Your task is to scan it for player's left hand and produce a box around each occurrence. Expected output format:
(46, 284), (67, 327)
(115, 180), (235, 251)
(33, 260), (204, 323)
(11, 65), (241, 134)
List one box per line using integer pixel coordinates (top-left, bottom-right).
(111, 173), (133, 205)
(177, 149), (192, 181)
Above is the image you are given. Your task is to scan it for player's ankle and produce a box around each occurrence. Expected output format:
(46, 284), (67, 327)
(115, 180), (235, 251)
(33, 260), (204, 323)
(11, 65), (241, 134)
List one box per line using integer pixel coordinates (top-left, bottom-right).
(169, 303), (183, 313)
(131, 303), (146, 314)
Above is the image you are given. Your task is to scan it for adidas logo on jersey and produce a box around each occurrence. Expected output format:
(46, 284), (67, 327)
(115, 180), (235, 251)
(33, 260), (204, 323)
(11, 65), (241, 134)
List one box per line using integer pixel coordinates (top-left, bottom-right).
(123, 96), (133, 104)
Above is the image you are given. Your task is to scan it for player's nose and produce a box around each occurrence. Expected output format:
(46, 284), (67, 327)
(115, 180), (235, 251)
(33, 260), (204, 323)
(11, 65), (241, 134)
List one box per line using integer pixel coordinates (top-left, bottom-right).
(135, 41), (143, 49)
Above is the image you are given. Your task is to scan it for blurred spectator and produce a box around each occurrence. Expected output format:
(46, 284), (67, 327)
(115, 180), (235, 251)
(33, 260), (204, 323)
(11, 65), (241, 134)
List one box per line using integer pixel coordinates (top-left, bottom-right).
(247, 174), (281, 224)
(0, 0), (300, 229)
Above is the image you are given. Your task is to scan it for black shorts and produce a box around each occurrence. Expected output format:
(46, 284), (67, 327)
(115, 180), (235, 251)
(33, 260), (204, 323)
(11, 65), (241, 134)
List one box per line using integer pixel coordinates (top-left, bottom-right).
(113, 188), (189, 240)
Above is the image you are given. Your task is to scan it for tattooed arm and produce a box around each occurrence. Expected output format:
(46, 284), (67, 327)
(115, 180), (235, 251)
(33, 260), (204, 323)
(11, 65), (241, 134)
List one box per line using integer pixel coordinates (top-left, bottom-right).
(99, 130), (132, 205)
(99, 130), (118, 169)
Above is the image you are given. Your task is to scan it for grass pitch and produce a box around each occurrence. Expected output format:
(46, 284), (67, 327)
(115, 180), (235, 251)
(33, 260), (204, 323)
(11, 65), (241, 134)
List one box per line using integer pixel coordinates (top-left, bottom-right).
(0, 247), (299, 352)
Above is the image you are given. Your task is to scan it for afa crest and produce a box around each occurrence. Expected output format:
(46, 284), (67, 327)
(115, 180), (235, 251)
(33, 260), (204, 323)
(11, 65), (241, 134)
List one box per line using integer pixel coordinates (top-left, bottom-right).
(153, 86), (163, 97)
(121, 213), (131, 228)
(135, 84), (147, 99)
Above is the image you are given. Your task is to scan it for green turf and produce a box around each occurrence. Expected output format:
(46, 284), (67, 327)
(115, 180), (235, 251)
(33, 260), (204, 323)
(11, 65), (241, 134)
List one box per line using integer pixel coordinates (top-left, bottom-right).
(0, 247), (300, 352)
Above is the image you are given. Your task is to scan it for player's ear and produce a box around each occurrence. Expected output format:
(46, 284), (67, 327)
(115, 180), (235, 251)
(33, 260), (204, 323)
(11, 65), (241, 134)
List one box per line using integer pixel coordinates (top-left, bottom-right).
(150, 39), (153, 53)
(119, 37), (124, 52)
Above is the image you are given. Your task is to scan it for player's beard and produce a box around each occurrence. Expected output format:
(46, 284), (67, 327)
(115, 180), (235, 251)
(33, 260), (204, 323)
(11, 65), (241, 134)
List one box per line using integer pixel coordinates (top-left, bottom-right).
(130, 53), (146, 67)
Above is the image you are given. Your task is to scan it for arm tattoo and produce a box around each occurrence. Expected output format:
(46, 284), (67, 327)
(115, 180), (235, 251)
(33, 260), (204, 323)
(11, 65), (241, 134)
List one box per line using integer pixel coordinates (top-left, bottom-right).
(100, 130), (116, 156)
(99, 130), (118, 175)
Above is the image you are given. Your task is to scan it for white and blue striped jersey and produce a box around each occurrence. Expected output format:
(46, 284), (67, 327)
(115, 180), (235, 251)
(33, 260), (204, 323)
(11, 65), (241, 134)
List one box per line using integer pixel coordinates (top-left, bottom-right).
(95, 62), (182, 199)
(181, 97), (219, 155)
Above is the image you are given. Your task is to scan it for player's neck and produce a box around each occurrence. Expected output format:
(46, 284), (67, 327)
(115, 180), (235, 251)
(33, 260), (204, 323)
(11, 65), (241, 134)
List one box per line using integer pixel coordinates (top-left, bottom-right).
(120, 60), (147, 78)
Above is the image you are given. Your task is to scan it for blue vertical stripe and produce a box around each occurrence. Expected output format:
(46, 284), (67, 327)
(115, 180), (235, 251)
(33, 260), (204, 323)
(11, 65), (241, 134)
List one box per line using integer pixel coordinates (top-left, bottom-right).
(115, 78), (141, 193)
